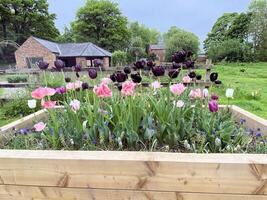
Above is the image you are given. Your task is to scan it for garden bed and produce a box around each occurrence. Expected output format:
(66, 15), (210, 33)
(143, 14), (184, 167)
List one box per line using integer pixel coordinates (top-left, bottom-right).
(0, 106), (267, 199)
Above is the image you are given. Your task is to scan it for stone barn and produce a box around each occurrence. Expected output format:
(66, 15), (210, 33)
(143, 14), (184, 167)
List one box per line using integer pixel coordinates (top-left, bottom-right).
(15, 36), (112, 69)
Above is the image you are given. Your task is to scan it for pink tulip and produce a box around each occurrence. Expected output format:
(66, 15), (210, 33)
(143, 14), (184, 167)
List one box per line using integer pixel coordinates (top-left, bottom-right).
(189, 88), (202, 99)
(34, 122), (46, 132)
(182, 75), (191, 83)
(101, 78), (112, 85)
(70, 99), (80, 112)
(121, 81), (136, 96)
(66, 82), (76, 90)
(41, 100), (56, 109)
(31, 87), (56, 99)
(170, 83), (186, 96)
(74, 80), (83, 89)
(93, 83), (112, 98)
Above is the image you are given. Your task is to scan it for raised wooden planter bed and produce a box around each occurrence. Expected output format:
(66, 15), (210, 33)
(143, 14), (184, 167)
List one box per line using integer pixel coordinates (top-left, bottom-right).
(0, 106), (267, 200)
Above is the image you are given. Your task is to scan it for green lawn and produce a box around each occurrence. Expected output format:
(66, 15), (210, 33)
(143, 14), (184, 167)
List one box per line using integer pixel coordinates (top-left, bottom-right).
(210, 62), (267, 119)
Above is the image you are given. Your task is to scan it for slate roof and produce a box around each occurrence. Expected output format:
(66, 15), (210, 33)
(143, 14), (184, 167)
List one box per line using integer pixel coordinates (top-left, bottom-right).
(149, 44), (166, 50)
(33, 37), (112, 57)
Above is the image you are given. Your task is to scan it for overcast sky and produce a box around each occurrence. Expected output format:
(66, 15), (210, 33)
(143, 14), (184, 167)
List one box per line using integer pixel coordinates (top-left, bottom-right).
(48, 0), (251, 48)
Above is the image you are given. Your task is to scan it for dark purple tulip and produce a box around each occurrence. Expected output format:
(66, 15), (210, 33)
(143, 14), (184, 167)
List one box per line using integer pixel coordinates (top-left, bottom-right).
(211, 94), (219, 101)
(93, 59), (103, 67)
(134, 59), (146, 69)
(82, 82), (89, 90)
(186, 51), (193, 57)
(188, 71), (196, 79)
(215, 80), (222, 85)
(65, 77), (71, 83)
(131, 73), (142, 83)
(117, 84), (122, 91)
(147, 60), (156, 68)
(124, 67), (131, 74)
(172, 50), (187, 63)
(88, 68), (98, 79)
(152, 66), (165, 77)
(196, 74), (202, 80)
(110, 73), (117, 82)
(210, 72), (218, 82)
(74, 64), (82, 72)
(184, 60), (195, 69)
(37, 61), (49, 70)
(168, 69), (180, 79)
(172, 62), (182, 69)
(54, 59), (65, 70)
(208, 100), (219, 113)
(55, 86), (66, 94)
(116, 71), (127, 83)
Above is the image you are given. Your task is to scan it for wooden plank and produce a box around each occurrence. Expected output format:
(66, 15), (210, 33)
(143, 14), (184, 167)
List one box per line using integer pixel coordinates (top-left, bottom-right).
(0, 150), (267, 195)
(0, 109), (47, 135)
(0, 185), (267, 200)
(230, 105), (267, 135)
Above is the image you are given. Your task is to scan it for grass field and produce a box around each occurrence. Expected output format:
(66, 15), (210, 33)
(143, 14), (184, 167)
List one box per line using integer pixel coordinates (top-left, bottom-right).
(0, 62), (266, 128)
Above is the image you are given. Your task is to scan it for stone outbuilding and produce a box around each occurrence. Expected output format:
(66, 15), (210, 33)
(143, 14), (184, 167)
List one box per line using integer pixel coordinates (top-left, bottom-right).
(15, 36), (112, 69)
(148, 44), (166, 62)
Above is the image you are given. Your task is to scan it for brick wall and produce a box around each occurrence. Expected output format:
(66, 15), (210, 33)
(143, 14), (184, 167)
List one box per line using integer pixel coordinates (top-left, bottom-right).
(15, 37), (56, 69)
(148, 49), (166, 62)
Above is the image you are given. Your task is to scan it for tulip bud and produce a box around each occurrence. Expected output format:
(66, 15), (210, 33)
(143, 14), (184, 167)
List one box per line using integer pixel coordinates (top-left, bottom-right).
(37, 61), (49, 70)
(88, 68), (98, 79)
(152, 66), (165, 77)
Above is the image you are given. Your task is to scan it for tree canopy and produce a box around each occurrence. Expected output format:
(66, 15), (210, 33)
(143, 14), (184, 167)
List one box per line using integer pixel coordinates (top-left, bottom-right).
(164, 27), (200, 61)
(71, 0), (130, 52)
(0, 0), (59, 44)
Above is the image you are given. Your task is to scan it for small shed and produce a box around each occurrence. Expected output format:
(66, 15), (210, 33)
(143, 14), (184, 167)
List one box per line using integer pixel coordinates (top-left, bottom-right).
(15, 36), (112, 69)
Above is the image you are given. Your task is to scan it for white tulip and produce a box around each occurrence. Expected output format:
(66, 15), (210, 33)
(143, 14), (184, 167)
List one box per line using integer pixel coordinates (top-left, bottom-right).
(203, 88), (209, 98)
(226, 88), (234, 98)
(28, 99), (37, 109)
(175, 100), (185, 108)
(215, 138), (221, 147)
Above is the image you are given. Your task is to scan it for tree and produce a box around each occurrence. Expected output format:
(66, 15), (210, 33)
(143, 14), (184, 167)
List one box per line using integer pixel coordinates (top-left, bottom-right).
(164, 27), (199, 61)
(248, 0), (267, 49)
(111, 50), (127, 66)
(128, 21), (160, 50)
(72, 0), (130, 52)
(56, 27), (74, 43)
(207, 39), (253, 62)
(0, 0), (59, 44)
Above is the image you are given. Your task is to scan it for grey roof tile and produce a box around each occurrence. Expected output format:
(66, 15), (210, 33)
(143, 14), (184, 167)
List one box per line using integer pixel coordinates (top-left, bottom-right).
(32, 37), (111, 57)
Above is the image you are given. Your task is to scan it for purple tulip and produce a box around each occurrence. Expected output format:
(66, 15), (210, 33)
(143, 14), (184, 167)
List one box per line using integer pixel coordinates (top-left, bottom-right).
(211, 94), (219, 101)
(172, 50), (187, 63)
(210, 72), (218, 82)
(74, 64), (82, 72)
(54, 59), (65, 71)
(134, 59), (146, 69)
(65, 77), (71, 83)
(56, 86), (66, 94)
(93, 59), (103, 67)
(82, 82), (89, 90)
(37, 61), (49, 70)
(208, 100), (219, 113)
(110, 73), (117, 82)
(168, 69), (180, 79)
(116, 71), (128, 83)
(172, 62), (182, 69)
(131, 72), (142, 83)
(124, 67), (131, 74)
(152, 66), (165, 77)
(196, 74), (202, 80)
(188, 71), (196, 78)
(184, 60), (195, 69)
(88, 68), (98, 79)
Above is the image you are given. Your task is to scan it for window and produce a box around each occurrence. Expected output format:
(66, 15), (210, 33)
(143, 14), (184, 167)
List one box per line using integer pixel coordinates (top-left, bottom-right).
(26, 57), (43, 68)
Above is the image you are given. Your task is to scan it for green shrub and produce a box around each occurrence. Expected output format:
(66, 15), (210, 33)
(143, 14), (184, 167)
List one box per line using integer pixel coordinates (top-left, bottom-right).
(112, 51), (127, 66)
(207, 39), (254, 62)
(7, 75), (28, 83)
(3, 98), (41, 118)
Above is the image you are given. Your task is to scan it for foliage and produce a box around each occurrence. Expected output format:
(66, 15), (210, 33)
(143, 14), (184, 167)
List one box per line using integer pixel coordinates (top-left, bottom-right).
(164, 27), (200, 61)
(56, 27), (75, 43)
(2, 97), (41, 118)
(207, 39), (254, 62)
(0, 0), (59, 44)
(111, 51), (127, 66)
(40, 72), (65, 88)
(71, 0), (130, 52)
(7, 75), (27, 83)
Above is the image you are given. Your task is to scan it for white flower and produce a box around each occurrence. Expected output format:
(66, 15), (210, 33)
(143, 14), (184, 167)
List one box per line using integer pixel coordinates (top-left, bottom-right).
(184, 140), (191, 150)
(82, 120), (88, 131)
(28, 99), (37, 109)
(70, 138), (74, 145)
(226, 88), (234, 98)
(151, 81), (161, 90)
(226, 145), (231, 151)
(173, 100), (184, 108)
(215, 138), (221, 147)
(202, 88), (209, 98)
